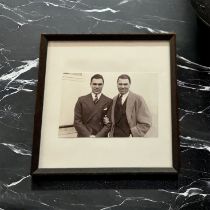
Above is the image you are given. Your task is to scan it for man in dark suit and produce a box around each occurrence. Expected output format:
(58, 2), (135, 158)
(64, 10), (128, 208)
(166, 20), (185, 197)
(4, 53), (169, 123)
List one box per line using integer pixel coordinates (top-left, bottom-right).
(109, 74), (152, 137)
(74, 74), (112, 137)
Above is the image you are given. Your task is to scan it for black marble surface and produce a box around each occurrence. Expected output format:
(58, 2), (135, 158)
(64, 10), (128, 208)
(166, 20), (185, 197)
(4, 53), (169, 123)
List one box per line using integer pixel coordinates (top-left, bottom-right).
(191, 0), (210, 27)
(0, 0), (210, 209)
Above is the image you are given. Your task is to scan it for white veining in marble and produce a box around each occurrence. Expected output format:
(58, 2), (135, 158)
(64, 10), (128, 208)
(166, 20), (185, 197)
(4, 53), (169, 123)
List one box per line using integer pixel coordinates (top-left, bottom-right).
(87, 15), (167, 33)
(177, 64), (210, 73)
(160, 186), (208, 210)
(0, 59), (38, 82)
(2, 186), (56, 208)
(179, 110), (209, 126)
(177, 80), (210, 91)
(0, 186), (55, 209)
(0, 49), (14, 69)
(0, 105), (22, 120)
(177, 55), (210, 71)
(42, 0), (89, 10)
(160, 187), (208, 198)
(88, 19), (99, 32)
(0, 14), (25, 27)
(81, 8), (119, 13)
(0, 3), (51, 28)
(100, 196), (171, 210)
(178, 106), (209, 122)
(5, 175), (30, 188)
(0, 58), (38, 101)
(180, 135), (210, 153)
(44, 1), (73, 8)
(0, 3), (27, 26)
(7, 78), (37, 92)
(0, 1), (181, 35)
(114, 190), (123, 198)
(0, 89), (21, 102)
(143, 15), (187, 23)
(7, 86), (34, 92)
(87, 15), (117, 23)
(15, 0), (88, 8)
(177, 187), (208, 198)
(118, 0), (129, 5)
(70, 203), (86, 206)
(0, 143), (31, 156)
(99, 190), (172, 210)
(179, 113), (189, 122)
(198, 105), (210, 114)
(179, 108), (200, 114)
(36, 200), (51, 207)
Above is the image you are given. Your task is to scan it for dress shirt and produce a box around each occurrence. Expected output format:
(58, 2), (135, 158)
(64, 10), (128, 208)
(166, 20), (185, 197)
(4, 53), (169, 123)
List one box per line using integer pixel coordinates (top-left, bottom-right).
(91, 92), (102, 100)
(120, 91), (129, 105)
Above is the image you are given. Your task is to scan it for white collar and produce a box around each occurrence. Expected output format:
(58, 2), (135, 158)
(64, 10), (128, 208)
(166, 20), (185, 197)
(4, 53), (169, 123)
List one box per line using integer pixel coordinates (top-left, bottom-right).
(120, 91), (129, 104)
(91, 92), (102, 100)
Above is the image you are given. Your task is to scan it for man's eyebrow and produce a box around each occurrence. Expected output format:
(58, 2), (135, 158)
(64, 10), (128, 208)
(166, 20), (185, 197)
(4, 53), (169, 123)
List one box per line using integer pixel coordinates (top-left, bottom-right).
(93, 83), (103, 85)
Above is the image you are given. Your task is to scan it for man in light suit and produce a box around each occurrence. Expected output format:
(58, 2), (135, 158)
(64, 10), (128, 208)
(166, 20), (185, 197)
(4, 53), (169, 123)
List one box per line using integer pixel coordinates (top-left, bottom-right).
(74, 74), (112, 137)
(109, 74), (152, 137)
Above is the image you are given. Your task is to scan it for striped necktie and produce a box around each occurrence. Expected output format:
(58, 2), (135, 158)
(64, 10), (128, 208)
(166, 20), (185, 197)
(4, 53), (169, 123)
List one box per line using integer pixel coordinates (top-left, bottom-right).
(94, 94), (99, 104)
(118, 94), (122, 105)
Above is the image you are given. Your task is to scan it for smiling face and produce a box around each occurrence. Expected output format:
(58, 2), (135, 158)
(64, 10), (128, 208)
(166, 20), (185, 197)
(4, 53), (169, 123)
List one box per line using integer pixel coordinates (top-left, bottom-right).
(90, 78), (104, 94)
(117, 78), (130, 95)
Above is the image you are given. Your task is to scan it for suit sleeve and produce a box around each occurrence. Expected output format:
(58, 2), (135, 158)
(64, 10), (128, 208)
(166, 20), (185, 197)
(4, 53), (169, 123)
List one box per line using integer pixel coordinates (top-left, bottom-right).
(74, 99), (91, 137)
(130, 96), (152, 137)
(95, 99), (112, 137)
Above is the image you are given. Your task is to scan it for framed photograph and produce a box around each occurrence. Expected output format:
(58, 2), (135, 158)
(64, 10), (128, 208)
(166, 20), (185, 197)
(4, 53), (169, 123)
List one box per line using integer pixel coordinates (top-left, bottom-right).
(31, 34), (179, 176)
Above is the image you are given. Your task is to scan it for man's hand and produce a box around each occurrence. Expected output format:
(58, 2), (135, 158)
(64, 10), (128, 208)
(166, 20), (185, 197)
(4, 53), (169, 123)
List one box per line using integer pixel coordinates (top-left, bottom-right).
(103, 116), (110, 125)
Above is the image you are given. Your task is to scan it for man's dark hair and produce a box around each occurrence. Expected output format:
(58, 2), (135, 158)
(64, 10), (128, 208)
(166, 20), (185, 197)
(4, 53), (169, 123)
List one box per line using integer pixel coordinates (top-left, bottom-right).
(117, 74), (131, 84)
(90, 74), (104, 83)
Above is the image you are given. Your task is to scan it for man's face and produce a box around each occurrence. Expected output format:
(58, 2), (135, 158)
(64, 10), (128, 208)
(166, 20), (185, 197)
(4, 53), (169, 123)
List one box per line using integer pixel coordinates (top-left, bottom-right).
(117, 78), (130, 95)
(90, 78), (104, 94)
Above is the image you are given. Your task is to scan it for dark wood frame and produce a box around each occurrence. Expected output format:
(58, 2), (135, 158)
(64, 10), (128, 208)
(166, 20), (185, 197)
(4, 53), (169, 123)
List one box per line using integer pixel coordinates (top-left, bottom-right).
(31, 34), (179, 177)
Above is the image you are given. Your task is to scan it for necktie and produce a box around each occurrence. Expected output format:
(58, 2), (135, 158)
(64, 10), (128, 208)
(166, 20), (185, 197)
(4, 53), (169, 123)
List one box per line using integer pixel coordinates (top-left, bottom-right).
(118, 94), (122, 105)
(94, 94), (99, 104)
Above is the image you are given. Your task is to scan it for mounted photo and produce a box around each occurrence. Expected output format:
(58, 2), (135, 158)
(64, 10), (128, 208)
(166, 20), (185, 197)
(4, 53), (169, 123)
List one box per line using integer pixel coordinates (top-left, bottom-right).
(58, 72), (158, 138)
(31, 34), (179, 176)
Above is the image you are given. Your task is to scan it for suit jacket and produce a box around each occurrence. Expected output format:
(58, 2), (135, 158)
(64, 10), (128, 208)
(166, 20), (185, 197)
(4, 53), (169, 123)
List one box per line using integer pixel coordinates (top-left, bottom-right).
(110, 91), (152, 137)
(74, 93), (112, 137)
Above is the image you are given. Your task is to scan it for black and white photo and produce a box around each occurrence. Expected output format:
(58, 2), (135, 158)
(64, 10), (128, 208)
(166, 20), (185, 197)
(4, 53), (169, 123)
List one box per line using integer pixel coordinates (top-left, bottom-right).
(58, 73), (156, 138)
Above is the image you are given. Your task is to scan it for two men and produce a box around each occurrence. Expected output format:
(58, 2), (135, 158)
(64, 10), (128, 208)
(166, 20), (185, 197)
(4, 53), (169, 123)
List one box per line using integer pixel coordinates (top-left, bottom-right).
(74, 74), (152, 137)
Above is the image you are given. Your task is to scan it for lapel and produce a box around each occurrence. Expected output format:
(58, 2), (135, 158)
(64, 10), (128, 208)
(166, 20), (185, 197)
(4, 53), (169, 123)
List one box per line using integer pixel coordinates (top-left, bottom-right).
(86, 93), (106, 123)
(98, 94), (106, 105)
(126, 91), (135, 123)
(111, 96), (118, 125)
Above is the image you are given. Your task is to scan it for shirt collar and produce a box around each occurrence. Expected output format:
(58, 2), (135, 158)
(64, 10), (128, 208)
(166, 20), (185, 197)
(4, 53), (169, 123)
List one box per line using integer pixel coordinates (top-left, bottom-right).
(120, 91), (129, 99)
(91, 92), (102, 100)
(119, 91), (129, 104)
